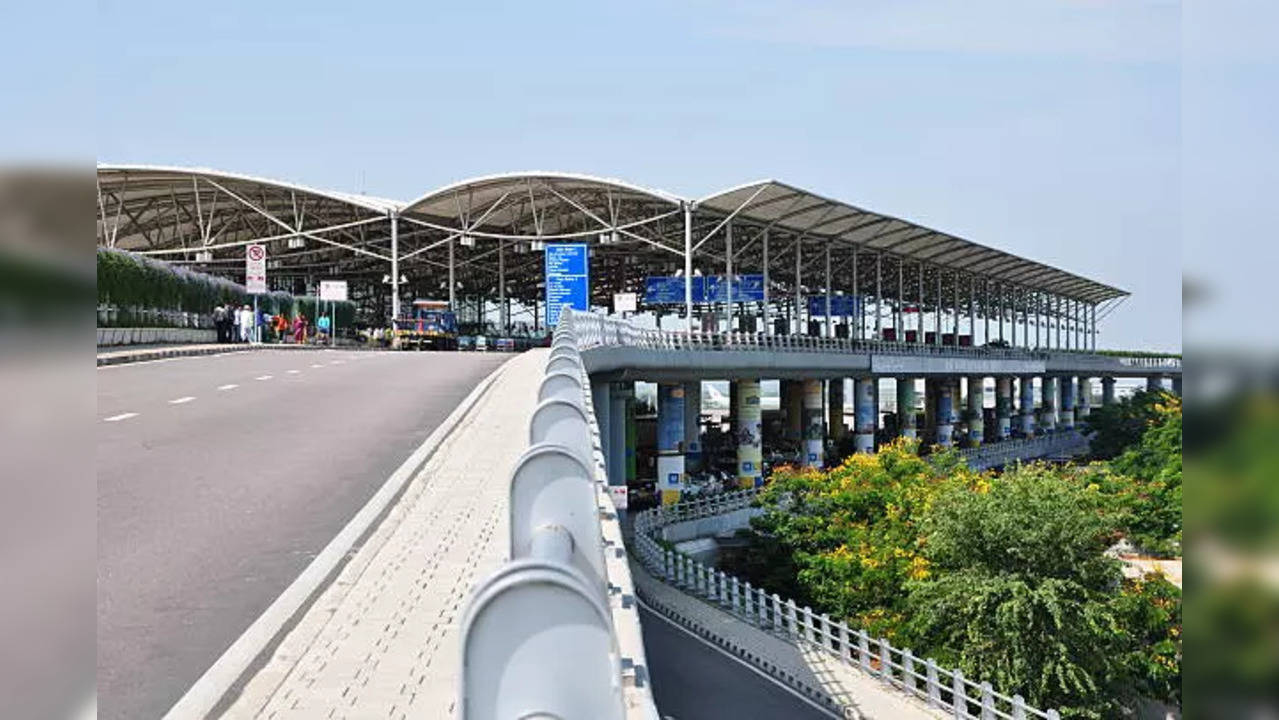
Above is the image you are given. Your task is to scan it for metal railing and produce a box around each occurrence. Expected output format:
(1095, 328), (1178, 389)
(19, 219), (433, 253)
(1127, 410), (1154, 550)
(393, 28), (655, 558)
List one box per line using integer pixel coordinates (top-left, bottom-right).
(633, 488), (1062, 720)
(959, 431), (1088, 470)
(458, 309), (658, 720)
(573, 312), (1180, 370)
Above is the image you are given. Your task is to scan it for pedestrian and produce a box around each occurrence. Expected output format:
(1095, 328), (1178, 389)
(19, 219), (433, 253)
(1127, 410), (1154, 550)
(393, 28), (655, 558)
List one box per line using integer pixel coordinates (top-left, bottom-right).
(292, 314), (307, 344)
(231, 304), (242, 342)
(238, 304), (254, 343)
(317, 313), (331, 343)
(273, 313), (288, 343)
(212, 304), (228, 343)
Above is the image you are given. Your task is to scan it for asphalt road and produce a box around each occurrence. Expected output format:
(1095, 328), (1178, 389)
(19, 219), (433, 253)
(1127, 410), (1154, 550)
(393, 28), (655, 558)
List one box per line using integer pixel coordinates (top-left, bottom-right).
(97, 347), (508, 720)
(640, 605), (836, 720)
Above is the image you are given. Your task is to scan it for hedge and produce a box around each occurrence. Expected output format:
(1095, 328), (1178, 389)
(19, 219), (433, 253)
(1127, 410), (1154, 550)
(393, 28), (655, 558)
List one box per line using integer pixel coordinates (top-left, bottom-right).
(97, 248), (356, 329)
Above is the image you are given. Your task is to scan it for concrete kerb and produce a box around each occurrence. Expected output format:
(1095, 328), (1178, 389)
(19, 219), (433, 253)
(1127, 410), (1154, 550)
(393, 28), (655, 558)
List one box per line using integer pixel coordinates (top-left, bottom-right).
(161, 356), (514, 720)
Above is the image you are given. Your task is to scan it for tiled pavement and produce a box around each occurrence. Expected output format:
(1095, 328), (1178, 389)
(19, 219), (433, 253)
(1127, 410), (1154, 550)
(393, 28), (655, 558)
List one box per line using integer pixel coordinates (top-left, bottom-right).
(221, 350), (544, 719)
(630, 558), (945, 720)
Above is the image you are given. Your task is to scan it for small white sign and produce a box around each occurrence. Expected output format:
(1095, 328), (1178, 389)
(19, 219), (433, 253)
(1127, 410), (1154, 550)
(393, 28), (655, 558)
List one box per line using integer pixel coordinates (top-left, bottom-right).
(245, 244), (267, 293)
(607, 485), (628, 510)
(319, 280), (349, 301)
(613, 292), (637, 314)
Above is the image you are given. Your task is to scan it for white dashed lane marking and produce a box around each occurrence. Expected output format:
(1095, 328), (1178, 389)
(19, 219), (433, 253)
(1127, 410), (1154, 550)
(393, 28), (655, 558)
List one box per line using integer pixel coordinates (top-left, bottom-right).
(286, 370), (300, 374)
(218, 384), (238, 391)
(255, 375), (273, 381)
(104, 413), (138, 422)
(310, 364), (323, 369)
(169, 396), (197, 405)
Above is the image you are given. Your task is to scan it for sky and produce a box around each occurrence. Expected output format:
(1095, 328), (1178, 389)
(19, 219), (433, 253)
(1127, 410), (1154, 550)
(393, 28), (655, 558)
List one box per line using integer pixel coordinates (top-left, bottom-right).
(75, 0), (1275, 352)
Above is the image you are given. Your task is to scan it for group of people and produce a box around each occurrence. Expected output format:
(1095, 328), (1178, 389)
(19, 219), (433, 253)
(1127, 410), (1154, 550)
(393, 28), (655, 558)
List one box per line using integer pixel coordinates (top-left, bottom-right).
(213, 303), (311, 344)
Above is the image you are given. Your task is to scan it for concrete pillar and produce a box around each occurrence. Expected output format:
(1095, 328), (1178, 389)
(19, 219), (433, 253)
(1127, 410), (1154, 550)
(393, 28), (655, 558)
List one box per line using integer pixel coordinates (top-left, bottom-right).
(657, 383), (686, 505)
(896, 377), (917, 439)
(1147, 375), (1164, 393)
(683, 381), (702, 473)
(625, 393), (637, 484)
(1019, 376), (1036, 438)
(995, 377), (1013, 440)
(782, 379), (803, 444)
(828, 378), (847, 442)
(935, 380), (954, 448)
(854, 377), (876, 453)
(923, 378), (937, 440)
(1076, 377), (1092, 420)
(1172, 375), (1182, 396)
(967, 376), (984, 447)
(802, 379), (825, 467)
(1040, 376), (1058, 434)
(608, 383), (630, 486)
(1060, 376), (1075, 431)
(592, 380), (611, 469)
(735, 379), (763, 488)
(1102, 376), (1117, 405)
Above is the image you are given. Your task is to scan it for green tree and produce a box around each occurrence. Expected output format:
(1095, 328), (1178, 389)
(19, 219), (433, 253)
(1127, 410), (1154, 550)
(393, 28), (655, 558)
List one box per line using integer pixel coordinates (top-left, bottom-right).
(1085, 389), (1172, 460)
(901, 464), (1180, 718)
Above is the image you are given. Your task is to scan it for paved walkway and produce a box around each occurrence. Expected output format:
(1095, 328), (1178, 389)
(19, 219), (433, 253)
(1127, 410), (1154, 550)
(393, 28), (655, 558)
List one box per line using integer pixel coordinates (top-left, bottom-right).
(630, 559), (945, 720)
(220, 349), (544, 719)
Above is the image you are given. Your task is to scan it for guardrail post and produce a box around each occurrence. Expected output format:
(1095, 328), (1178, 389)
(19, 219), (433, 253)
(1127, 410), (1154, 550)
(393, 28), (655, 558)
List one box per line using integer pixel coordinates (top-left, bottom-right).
(730, 575), (740, 613)
(785, 599), (799, 638)
(953, 669), (967, 719)
(802, 606), (815, 642)
(1010, 695), (1026, 720)
(1046, 710), (1060, 720)
(926, 658), (941, 707)
(980, 682), (995, 720)
(664, 549), (674, 582)
(903, 650), (916, 695)
(819, 613), (831, 652)
(858, 630), (871, 672)
(772, 593), (782, 630)
(880, 638), (893, 683)
(839, 622), (851, 661)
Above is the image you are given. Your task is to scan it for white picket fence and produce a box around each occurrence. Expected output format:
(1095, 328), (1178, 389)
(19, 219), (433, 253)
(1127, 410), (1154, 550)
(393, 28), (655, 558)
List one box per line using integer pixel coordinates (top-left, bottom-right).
(633, 488), (1062, 720)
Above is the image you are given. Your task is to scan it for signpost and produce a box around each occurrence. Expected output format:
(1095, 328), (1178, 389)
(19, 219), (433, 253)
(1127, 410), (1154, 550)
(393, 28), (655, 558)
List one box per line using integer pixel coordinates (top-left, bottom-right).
(245, 244), (267, 293)
(319, 280), (348, 347)
(545, 243), (589, 327)
(643, 274), (765, 305)
(246, 245), (267, 343)
(613, 292), (637, 315)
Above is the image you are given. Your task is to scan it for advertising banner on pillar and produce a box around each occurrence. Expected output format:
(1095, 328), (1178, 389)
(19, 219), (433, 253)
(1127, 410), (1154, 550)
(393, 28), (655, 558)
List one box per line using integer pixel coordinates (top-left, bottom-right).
(544, 243), (589, 326)
(807, 294), (860, 317)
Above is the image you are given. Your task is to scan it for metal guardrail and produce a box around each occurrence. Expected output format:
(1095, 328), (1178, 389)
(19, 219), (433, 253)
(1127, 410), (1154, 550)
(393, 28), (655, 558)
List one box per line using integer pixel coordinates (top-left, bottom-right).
(959, 431), (1089, 470)
(634, 488), (1063, 720)
(458, 309), (658, 720)
(572, 313), (1181, 371)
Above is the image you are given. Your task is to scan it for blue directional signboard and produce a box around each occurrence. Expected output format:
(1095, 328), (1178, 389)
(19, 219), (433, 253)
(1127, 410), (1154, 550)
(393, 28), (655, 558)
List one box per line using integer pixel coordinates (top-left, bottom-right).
(643, 274), (765, 305)
(545, 243), (589, 327)
(807, 294), (862, 317)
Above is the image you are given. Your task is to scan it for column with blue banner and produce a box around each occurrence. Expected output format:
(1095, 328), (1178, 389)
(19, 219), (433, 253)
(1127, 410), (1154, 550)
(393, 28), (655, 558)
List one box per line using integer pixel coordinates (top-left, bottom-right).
(657, 384), (686, 505)
(735, 380), (763, 488)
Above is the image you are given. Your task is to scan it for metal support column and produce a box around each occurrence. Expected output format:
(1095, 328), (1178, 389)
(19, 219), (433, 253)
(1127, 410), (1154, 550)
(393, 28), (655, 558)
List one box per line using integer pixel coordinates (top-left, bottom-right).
(762, 229), (771, 335)
(448, 238), (456, 311)
(683, 203), (693, 327)
(498, 240), (507, 334)
(389, 211), (400, 324)
(875, 253), (883, 340)
(725, 221), (734, 332)
(794, 238), (803, 335)
(825, 245), (833, 337)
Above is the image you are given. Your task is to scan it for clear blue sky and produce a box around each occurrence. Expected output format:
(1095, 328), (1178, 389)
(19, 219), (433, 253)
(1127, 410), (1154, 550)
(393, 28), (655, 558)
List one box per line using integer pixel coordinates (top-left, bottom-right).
(84, 0), (1276, 352)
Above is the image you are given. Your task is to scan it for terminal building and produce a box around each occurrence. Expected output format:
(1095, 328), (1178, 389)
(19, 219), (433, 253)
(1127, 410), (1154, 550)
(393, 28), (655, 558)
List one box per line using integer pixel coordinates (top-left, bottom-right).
(97, 165), (1182, 501)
